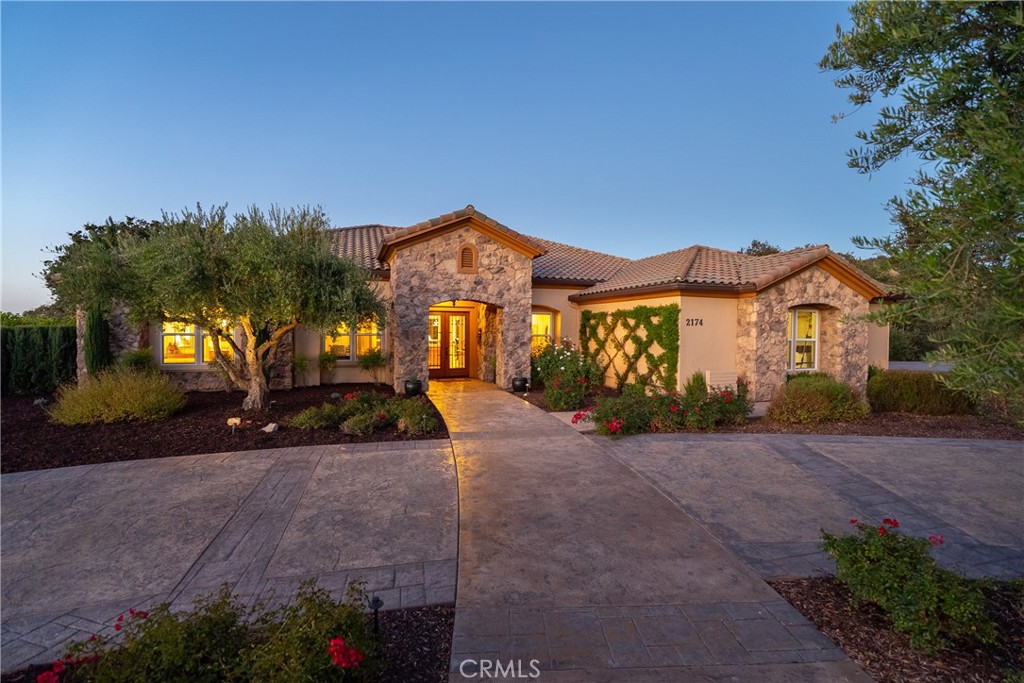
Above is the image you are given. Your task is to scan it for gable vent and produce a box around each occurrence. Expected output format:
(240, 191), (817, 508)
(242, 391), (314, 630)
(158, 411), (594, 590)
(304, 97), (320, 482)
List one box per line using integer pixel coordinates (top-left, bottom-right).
(458, 245), (478, 273)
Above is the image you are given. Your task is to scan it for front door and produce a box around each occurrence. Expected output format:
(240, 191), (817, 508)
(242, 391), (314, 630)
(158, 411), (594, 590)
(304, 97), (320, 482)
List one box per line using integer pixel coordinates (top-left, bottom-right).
(428, 312), (469, 378)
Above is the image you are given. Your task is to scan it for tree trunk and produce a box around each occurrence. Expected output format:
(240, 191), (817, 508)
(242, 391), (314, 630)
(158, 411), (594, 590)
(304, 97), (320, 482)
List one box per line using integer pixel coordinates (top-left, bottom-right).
(242, 373), (270, 411)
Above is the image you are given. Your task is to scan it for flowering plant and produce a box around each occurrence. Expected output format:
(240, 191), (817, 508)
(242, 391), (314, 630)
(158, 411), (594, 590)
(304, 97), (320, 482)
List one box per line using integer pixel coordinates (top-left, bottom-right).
(532, 342), (602, 411)
(822, 517), (995, 651)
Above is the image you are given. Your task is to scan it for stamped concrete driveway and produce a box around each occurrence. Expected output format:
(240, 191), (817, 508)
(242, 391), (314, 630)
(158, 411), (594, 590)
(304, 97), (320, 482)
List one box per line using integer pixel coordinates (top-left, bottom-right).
(1, 442), (458, 672)
(601, 433), (1024, 580)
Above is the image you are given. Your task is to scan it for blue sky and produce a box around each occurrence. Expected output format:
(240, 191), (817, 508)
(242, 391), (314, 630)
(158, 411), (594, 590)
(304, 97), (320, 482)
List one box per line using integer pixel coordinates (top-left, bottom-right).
(2, 1), (916, 313)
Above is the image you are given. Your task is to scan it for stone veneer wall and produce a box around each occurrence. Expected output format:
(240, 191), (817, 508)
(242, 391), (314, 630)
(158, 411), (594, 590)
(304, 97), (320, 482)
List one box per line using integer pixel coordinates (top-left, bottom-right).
(75, 303), (148, 380)
(389, 225), (532, 393)
(736, 266), (870, 401)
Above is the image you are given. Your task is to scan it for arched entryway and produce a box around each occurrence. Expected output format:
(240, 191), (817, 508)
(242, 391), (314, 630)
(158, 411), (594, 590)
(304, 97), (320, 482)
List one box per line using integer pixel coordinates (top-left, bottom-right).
(428, 300), (483, 380)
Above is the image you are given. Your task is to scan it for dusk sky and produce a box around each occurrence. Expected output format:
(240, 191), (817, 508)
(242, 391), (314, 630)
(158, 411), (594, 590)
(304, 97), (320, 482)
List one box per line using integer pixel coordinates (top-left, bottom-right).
(2, 1), (917, 313)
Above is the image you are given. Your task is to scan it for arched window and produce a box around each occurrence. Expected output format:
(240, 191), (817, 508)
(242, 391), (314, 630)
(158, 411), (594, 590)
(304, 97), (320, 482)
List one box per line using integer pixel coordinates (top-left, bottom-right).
(457, 244), (478, 274)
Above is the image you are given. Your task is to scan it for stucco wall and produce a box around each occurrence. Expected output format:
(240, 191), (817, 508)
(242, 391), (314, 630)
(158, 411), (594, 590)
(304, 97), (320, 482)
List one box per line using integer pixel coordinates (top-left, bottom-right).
(866, 302), (890, 370)
(737, 265), (871, 401)
(678, 295), (739, 388)
(388, 224), (532, 392)
(531, 287), (583, 346)
(578, 295), (683, 390)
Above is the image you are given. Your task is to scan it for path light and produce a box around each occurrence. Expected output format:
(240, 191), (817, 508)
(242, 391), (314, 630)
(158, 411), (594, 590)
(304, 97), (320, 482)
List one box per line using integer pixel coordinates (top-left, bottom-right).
(369, 595), (384, 633)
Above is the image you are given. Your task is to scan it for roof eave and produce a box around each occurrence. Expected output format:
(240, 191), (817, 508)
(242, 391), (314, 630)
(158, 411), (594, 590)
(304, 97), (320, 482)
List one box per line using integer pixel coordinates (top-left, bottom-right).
(569, 281), (755, 302)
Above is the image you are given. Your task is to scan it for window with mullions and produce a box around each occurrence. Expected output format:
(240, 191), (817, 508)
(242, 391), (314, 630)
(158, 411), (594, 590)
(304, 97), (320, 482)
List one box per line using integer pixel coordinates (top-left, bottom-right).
(787, 309), (818, 371)
(531, 311), (554, 354)
(323, 321), (382, 361)
(161, 322), (234, 366)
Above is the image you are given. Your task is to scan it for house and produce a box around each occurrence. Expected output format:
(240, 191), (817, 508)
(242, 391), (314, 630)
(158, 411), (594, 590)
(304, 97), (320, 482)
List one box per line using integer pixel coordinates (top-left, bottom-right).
(131, 205), (888, 400)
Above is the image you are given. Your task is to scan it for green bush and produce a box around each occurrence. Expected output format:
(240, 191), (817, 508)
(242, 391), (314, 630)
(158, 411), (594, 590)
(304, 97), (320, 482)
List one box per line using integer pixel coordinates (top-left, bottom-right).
(867, 370), (974, 415)
(533, 343), (602, 411)
(60, 581), (375, 682)
(48, 369), (185, 425)
(766, 373), (869, 424)
(822, 520), (996, 651)
(590, 384), (654, 437)
(356, 348), (387, 384)
(286, 402), (354, 430)
(0, 325), (77, 395)
(246, 581), (375, 682)
(341, 409), (394, 436)
(116, 348), (156, 372)
(394, 397), (441, 435)
(84, 306), (112, 374)
(64, 587), (250, 682)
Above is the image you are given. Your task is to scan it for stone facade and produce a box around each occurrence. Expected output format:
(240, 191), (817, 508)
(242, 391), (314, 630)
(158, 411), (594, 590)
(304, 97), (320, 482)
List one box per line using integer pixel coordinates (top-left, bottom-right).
(736, 266), (870, 401)
(164, 329), (295, 393)
(388, 224), (533, 393)
(75, 303), (147, 379)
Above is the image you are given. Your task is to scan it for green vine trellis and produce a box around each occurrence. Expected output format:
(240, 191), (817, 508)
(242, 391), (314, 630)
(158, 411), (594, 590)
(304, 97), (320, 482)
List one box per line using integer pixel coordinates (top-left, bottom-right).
(579, 304), (679, 390)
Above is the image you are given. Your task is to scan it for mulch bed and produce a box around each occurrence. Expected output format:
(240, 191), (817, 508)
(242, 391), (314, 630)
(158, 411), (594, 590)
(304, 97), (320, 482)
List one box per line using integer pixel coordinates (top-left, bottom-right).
(769, 577), (1024, 683)
(512, 386), (1024, 440)
(722, 413), (1024, 441)
(0, 385), (448, 474)
(0, 605), (454, 683)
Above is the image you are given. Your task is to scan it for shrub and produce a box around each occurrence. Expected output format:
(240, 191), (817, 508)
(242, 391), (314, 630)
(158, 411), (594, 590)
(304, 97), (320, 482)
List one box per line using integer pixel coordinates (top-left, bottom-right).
(867, 370), (974, 415)
(591, 384), (654, 437)
(286, 402), (354, 430)
(115, 348), (156, 372)
(341, 409), (394, 436)
(766, 373), (869, 424)
(48, 369), (185, 425)
(533, 343), (602, 411)
(63, 587), (250, 682)
(0, 325), (76, 395)
(84, 306), (112, 374)
(394, 397), (441, 435)
(356, 348), (387, 384)
(246, 581), (375, 682)
(682, 370), (707, 399)
(61, 581), (374, 682)
(822, 519), (996, 651)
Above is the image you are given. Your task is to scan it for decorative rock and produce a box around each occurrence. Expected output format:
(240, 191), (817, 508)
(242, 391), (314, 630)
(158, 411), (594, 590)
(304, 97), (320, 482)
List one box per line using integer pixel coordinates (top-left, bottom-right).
(330, 393), (342, 399)
(260, 423), (279, 433)
(33, 398), (49, 406)
(227, 417), (242, 427)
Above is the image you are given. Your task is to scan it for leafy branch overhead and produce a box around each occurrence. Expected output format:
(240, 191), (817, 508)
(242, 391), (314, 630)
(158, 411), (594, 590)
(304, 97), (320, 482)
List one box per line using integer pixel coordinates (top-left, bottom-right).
(821, 1), (1024, 423)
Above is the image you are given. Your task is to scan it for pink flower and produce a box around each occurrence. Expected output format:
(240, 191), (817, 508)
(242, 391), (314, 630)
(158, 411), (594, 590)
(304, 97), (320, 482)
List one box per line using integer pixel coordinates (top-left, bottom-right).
(114, 623), (121, 631)
(51, 661), (65, 674)
(882, 518), (900, 528)
(670, 405), (678, 413)
(849, 519), (858, 525)
(929, 535), (945, 546)
(37, 672), (59, 683)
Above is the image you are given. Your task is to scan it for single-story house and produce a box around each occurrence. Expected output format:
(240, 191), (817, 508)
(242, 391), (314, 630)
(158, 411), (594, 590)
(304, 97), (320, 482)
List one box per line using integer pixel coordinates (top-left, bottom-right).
(92, 205), (889, 401)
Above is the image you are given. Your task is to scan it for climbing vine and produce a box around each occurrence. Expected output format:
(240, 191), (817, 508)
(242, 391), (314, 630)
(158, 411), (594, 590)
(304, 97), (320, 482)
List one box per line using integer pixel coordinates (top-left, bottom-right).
(580, 304), (679, 390)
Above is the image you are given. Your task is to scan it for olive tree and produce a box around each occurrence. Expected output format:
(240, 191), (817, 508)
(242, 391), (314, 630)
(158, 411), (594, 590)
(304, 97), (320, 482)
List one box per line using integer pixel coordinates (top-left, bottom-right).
(50, 205), (385, 410)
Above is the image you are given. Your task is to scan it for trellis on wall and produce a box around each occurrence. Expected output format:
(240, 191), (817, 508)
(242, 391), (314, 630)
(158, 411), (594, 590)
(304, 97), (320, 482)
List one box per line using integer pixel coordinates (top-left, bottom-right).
(579, 304), (679, 390)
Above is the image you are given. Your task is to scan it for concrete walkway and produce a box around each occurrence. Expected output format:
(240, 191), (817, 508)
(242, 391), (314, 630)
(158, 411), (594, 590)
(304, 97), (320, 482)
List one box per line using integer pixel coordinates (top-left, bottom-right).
(601, 433), (1024, 581)
(430, 381), (869, 682)
(1, 442), (458, 672)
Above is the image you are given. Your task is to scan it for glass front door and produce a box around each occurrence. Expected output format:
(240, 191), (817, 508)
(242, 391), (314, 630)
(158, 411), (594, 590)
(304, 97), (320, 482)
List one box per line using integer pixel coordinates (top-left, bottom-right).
(428, 311), (470, 378)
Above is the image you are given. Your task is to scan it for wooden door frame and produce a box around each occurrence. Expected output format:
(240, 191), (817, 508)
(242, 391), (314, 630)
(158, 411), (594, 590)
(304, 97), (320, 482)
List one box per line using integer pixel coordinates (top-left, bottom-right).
(428, 310), (471, 379)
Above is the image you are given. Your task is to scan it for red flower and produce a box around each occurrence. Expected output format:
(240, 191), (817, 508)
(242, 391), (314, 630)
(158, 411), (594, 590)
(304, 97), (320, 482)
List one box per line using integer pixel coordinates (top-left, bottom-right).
(37, 672), (58, 683)
(343, 392), (357, 400)
(328, 636), (365, 669)
(849, 519), (858, 525)
(724, 395), (733, 403)
(114, 623), (121, 631)
(116, 614), (124, 622)
(882, 518), (900, 528)
(694, 406), (700, 413)
(877, 527), (886, 536)
(929, 535), (945, 546)
(670, 405), (678, 413)
(51, 661), (65, 674)
(376, 412), (387, 421)
(577, 377), (588, 384)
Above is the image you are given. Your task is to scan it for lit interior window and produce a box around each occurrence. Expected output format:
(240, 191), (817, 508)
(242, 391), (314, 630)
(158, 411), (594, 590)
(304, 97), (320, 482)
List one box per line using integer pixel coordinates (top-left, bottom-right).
(324, 323), (352, 359)
(787, 310), (818, 370)
(162, 322), (196, 364)
(355, 321), (381, 357)
(531, 312), (554, 354)
(202, 322), (235, 362)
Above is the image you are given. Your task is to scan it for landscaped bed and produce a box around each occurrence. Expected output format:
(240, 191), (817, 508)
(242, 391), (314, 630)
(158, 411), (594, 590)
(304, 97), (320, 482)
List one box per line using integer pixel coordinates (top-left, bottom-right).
(770, 577), (1023, 683)
(0, 384), (448, 474)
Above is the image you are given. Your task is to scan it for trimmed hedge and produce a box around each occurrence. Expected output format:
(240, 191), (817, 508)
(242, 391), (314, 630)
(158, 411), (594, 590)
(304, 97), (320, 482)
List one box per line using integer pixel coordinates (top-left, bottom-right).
(867, 370), (974, 415)
(84, 305), (112, 373)
(0, 325), (76, 395)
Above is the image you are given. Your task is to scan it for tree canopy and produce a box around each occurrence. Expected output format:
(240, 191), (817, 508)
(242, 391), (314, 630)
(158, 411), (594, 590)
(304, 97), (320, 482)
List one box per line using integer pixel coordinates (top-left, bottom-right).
(821, 1), (1024, 422)
(48, 205), (385, 410)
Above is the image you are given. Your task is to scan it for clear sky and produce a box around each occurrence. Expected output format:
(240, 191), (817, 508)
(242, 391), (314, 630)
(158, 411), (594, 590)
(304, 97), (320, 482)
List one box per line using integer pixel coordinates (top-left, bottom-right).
(2, 1), (916, 313)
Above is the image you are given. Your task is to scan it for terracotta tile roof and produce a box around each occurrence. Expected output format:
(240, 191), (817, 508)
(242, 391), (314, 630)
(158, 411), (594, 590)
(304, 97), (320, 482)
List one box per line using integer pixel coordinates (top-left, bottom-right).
(574, 244), (861, 297)
(327, 224), (403, 270)
(530, 237), (631, 283)
(378, 205), (544, 259)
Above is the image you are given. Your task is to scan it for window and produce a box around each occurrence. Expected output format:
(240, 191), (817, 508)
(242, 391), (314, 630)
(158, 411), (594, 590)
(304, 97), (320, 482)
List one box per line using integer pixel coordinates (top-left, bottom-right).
(457, 245), (478, 274)
(323, 321), (382, 361)
(161, 321), (234, 366)
(787, 309), (818, 371)
(531, 311), (554, 354)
